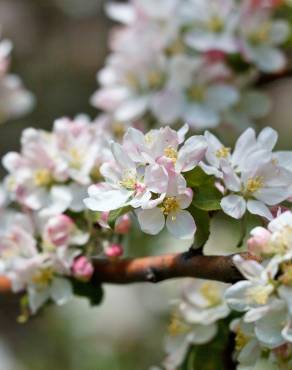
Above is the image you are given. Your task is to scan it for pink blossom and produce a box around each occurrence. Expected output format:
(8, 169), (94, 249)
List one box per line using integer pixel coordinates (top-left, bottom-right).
(44, 214), (74, 247)
(72, 256), (94, 282)
(105, 243), (124, 259)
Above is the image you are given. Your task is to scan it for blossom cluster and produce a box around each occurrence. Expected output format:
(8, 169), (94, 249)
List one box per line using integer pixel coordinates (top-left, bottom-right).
(163, 279), (230, 370)
(85, 124), (292, 241)
(0, 115), (131, 317)
(224, 211), (292, 369)
(91, 0), (289, 131)
(0, 32), (34, 123)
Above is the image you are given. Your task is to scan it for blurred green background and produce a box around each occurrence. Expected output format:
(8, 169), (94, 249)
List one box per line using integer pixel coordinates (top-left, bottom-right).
(0, 1), (292, 369)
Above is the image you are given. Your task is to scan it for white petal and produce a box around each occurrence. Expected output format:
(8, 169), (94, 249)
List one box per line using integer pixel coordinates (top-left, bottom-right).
(28, 287), (50, 314)
(166, 210), (196, 240)
(257, 127), (278, 151)
(137, 208), (165, 235)
(115, 96), (149, 122)
(206, 85), (239, 110)
(144, 164), (168, 193)
(247, 200), (273, 221)
(50, 277), (73, 306)
(85, 184), (131, 212)
(176, 136), (207, 172)
(221, 195), (246, 219)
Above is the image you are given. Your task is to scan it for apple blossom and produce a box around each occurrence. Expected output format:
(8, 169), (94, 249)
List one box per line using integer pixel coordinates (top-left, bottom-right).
(0, 35), (34, 123)
(163, 279), (230, 370)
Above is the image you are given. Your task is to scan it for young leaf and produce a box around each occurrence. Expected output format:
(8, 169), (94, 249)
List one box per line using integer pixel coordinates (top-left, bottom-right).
(189, 206), (210, 248)
(192, 186), (222, 211)
(184, 167), (214, 188)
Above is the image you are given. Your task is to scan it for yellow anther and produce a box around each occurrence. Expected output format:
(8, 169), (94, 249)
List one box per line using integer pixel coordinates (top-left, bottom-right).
(32, 267), (54, 287)
(216, 146), (231, 159)
(161, 197), (180, 215)
(246, 176), (264, 194)
(168, 312), (190, 336)
(279, 262), (292, 286)
(164, 146), (178, 163)
(246, 285), (273, 305)
(33, 169), (53, 187)
(200, 282), (222, 307)
(235, 329), (249, 351)
(119, 171), (137, 190)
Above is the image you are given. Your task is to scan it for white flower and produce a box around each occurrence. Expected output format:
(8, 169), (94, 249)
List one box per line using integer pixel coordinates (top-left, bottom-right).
(163, 278), (230, 370)
(137, 186), (196, 240)
(0, 37), (34, 123)
(238, 8), (290, 72)
(225, 255), (278, 321)
(184, 0), (238, 53)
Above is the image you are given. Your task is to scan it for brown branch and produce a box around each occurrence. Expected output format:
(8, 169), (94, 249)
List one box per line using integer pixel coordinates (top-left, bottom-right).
(92, 251), (244, 285)
(0, 252), (245, 293)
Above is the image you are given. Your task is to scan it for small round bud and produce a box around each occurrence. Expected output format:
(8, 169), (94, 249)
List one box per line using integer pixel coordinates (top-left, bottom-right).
(72, 256), (94, 282)
(105, 243), (124, 259)
(115, 214), (131, 234)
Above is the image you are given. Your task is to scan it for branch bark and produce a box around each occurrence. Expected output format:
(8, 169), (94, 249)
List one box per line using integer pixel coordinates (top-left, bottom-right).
(0, 252), (245, 293)
(92, 251), (244, 285)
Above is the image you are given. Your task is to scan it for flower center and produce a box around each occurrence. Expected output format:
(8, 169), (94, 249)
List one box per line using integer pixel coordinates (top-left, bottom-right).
(207, 16), (224, 33)
(200, 282), (222, 306)
(187, 85), (206, 102)
(119, 170), (137, 190)
(90, 166), (102, 182)
(235, 329), (249, 351)
(168, 312), (190, 336)
(33, 169), (53, 187)
(165, 38), (185, 56)
(279, 261), (292, 286)
(249, 22), (271, 45)
(32, 267), (54, 287)
(112, 122), (125, 139)
(147, 70), (165, 89)
(164, 146), (178, 163)
(245, 176), (263, 194)
(246, 285), (273, 305)
(69, 148), (83, 169)
(216, 146), (231, 159)
(161, 197), (180, 216)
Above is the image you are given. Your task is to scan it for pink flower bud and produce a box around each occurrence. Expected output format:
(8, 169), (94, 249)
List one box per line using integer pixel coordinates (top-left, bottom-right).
(44, 214), (74, 247)
(115, 214), (131, 234)
(247, 228), (271, 257)
(105, 243), (124, 259)
(72, 256), (94, 282)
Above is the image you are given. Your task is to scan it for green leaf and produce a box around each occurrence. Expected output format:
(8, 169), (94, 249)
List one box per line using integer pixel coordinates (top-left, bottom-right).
(184, 167), (214, 188)
(108, 206), (132, 229)
(192, 186), (222, 211)
(71, 279), (104, 306)
(189, 206), (210, 248)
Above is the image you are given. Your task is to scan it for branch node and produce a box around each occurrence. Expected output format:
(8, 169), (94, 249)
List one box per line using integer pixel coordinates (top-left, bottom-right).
(145, 268), (158, 283)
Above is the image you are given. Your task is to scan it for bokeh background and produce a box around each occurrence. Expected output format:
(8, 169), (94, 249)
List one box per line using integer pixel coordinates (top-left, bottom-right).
(0, 1), (292, 369)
